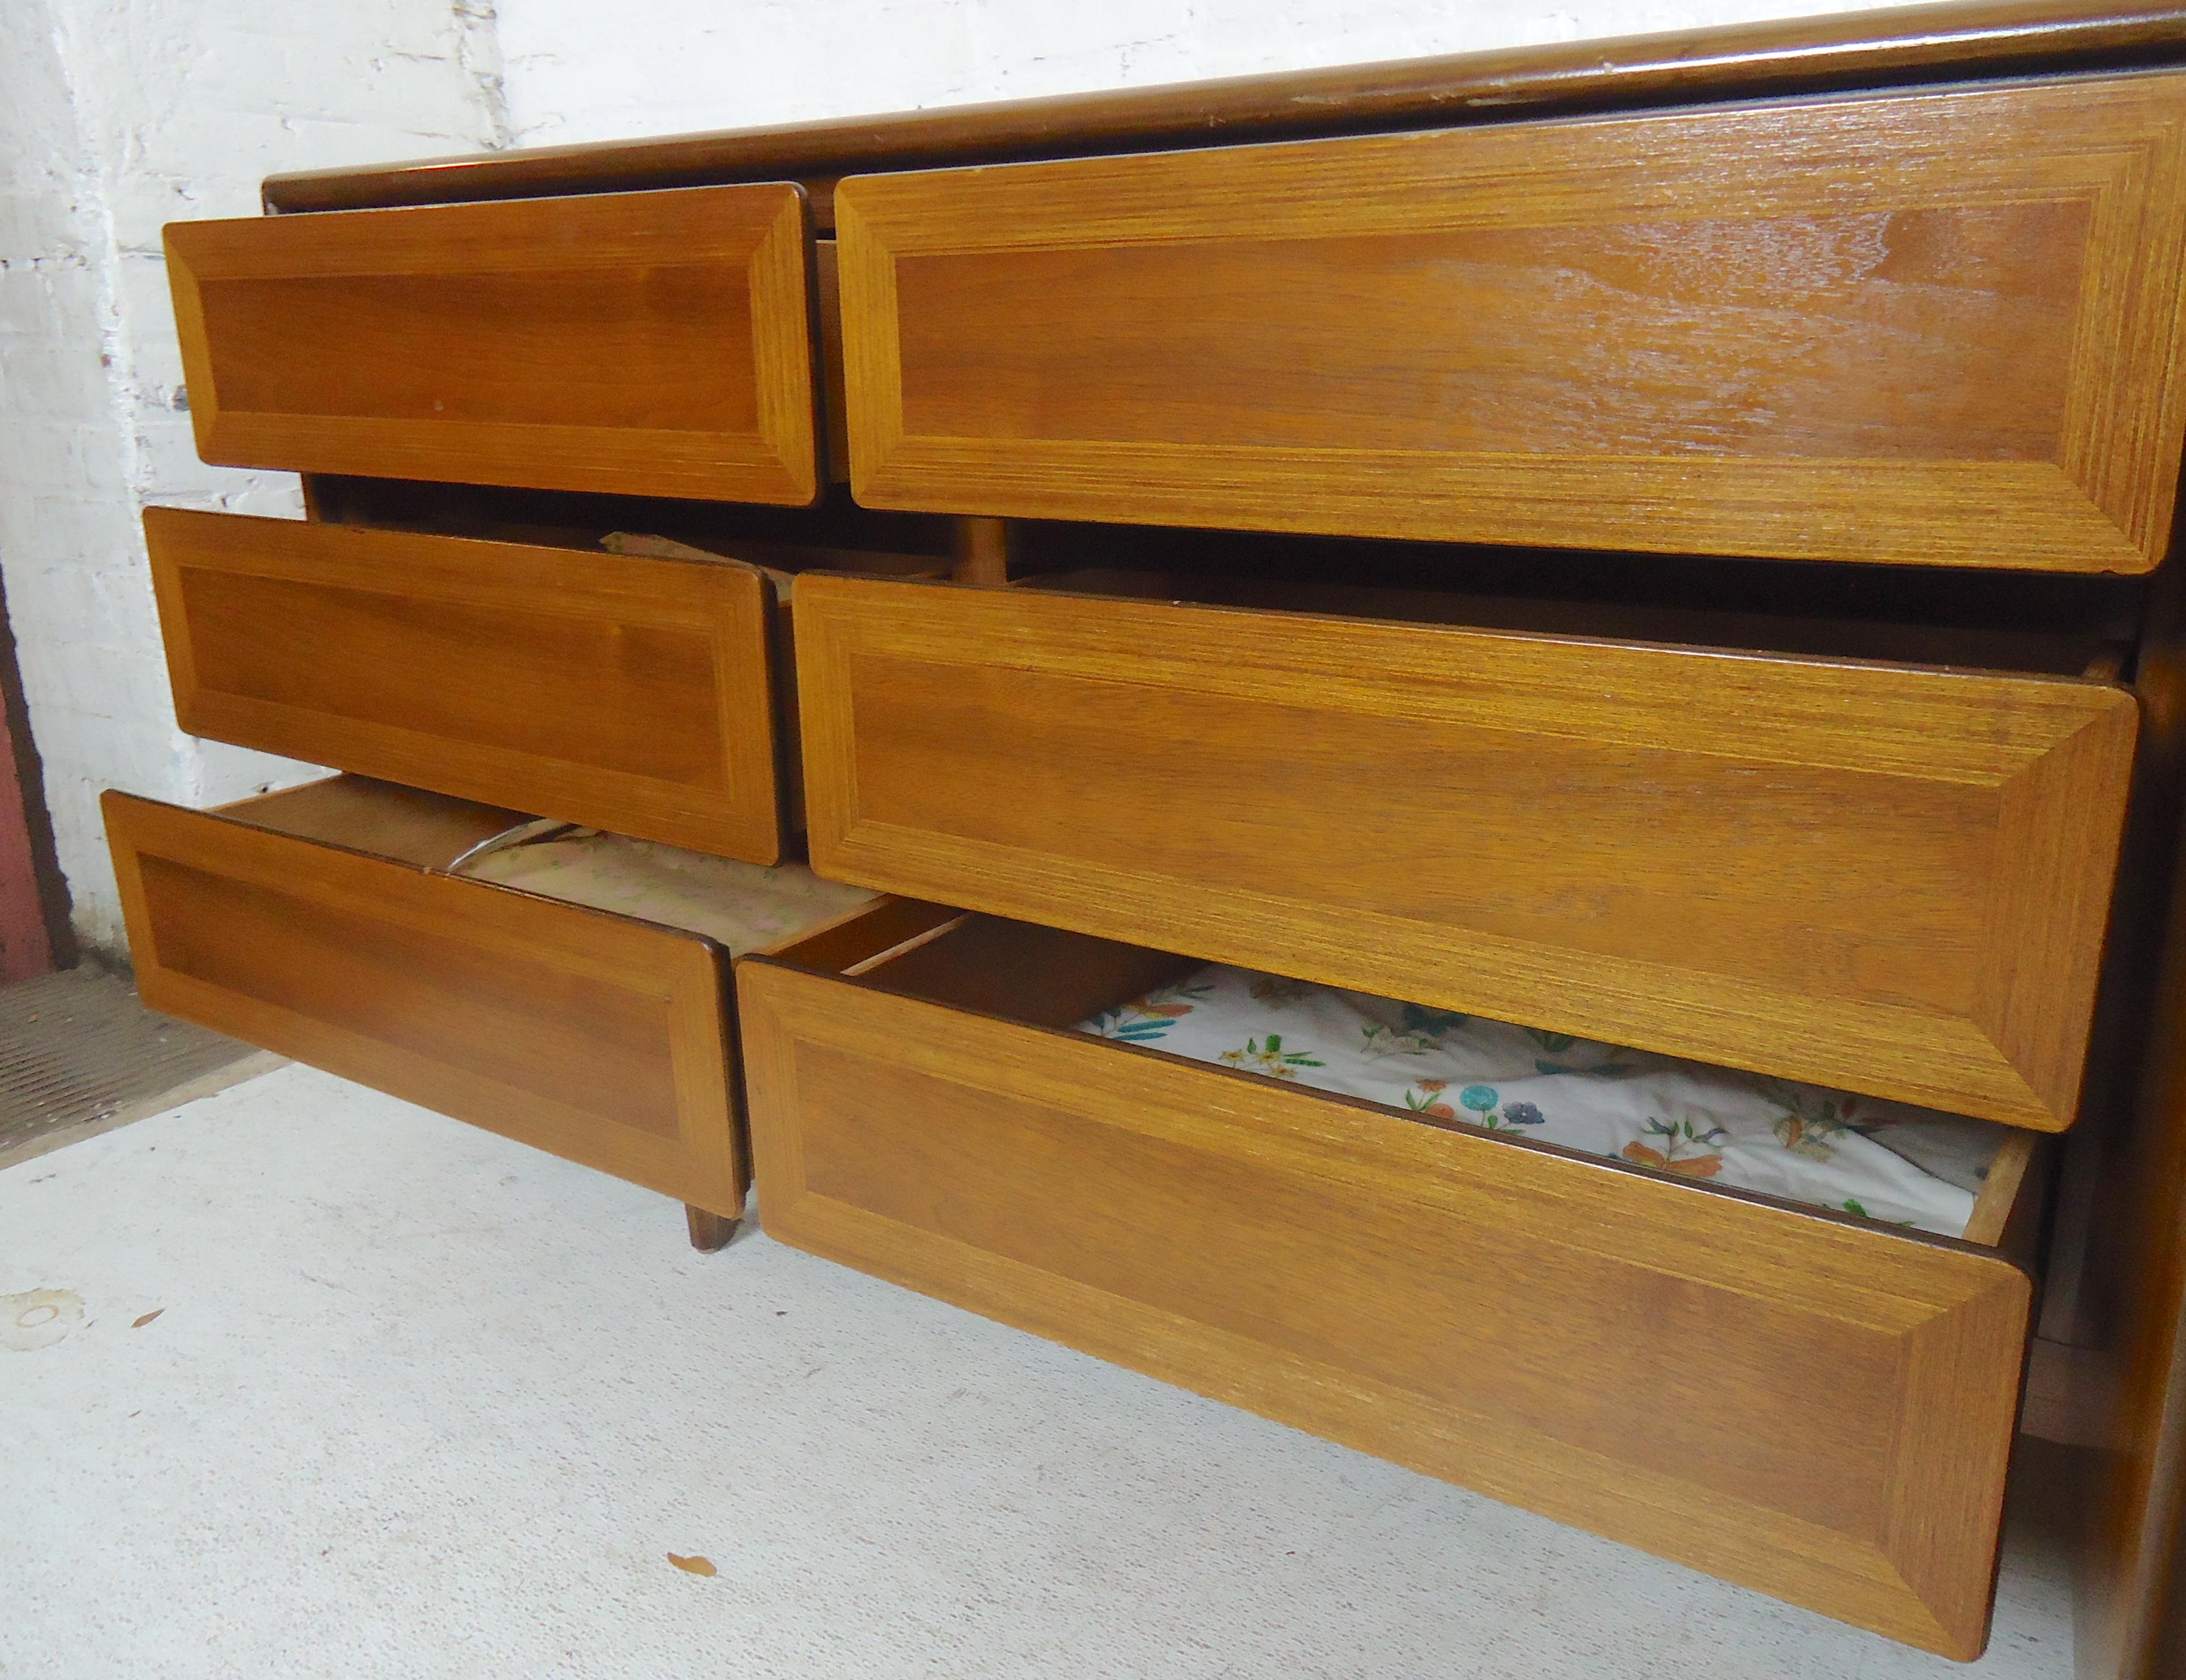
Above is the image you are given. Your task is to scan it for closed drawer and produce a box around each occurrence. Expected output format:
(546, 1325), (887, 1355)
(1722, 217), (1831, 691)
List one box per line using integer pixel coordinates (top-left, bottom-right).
(149, 509), (805, 863)
(736, 912), (2046, 1658)
(104, 776), (938, 1219)
(837, 71), (2186, 571)
(794, 573), (2138, 1131)
(165, 184), (818, 502)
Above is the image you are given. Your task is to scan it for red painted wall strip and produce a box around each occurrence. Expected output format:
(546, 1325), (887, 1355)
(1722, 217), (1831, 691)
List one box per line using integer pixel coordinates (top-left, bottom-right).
(0, 666), (54, 985)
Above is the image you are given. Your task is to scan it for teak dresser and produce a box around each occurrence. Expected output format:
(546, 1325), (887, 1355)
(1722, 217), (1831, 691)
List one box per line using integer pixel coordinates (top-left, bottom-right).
(108, 0), (2186, 1665)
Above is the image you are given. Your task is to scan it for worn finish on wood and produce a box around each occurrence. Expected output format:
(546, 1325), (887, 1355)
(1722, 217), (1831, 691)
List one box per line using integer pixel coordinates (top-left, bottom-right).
(795, 574), (2137, 1130)
(838, 72), (2186, 572)
(736, 918), (2038, 1660)
(146, 507), (788, 863)
(103, 783), (749, 1218)
(166, 184), (819, 503)
(259, 2), (2186, 219)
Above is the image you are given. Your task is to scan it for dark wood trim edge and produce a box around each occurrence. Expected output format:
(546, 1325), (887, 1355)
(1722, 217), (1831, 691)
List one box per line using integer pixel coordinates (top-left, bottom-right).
(262, 1), (2186, 215)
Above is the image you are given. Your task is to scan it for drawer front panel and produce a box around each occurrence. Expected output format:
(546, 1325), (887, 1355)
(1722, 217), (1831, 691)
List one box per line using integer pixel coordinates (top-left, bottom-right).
(837, 72), (2186, 570)
(166, 184), (818, 503)
(796, 576), (2137, 1129)
(105, 791), (744, 1214)
(148, 509), (785, 863)
(738, 957), (2031, 1658)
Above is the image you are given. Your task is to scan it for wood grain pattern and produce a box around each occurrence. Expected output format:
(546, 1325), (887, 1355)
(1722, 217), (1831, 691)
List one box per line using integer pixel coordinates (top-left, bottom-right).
(856, 914), (1198, 1028)
(837, 71), (2186, 571)
(258, 2), (2186, 217)
(103, 783), (748, 1216)
(167, 184), (818, 502)
(795, 574), (2137, 1130)
(758, 894), (965, 978)
(736, 928), (2037, 1659)
(145, 508), (788, 862)
(1961, 1132), (2053, 1268)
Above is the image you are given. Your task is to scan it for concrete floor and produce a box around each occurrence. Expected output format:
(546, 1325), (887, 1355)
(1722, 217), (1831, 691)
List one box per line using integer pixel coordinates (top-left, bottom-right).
(1, 1064), (2075, 1679)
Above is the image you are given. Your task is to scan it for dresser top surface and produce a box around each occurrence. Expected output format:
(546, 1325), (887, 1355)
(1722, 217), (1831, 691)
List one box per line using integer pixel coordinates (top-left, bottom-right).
(262, 0), (2186, 214)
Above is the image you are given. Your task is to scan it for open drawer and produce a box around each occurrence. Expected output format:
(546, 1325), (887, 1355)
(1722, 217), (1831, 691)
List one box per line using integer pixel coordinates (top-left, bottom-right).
(145, 508), (941, 864)
(835, 71), (2186, 571)
(104, 774), (938, 1245)
(793, 569), (2138, 1132)
(736, 911), (2048, 1658)
(165, 183), (820, 503)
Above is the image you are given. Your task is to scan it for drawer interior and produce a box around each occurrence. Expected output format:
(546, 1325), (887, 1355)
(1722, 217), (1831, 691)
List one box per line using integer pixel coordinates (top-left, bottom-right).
(303, 473), (2148, 674)
(1021, 566), (2130, 681)
(231, 775), (886, 957)
(306, 473), (958, 568)
(1008, 515), (2150, 654)
(801, 908), (2048, 1256)
(218, 773), (529, 870)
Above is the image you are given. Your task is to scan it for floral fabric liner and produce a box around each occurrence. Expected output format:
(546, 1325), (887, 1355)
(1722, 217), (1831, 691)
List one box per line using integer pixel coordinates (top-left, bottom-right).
(1078, 963), (2008, 1238)
(456, 829), (876, 956)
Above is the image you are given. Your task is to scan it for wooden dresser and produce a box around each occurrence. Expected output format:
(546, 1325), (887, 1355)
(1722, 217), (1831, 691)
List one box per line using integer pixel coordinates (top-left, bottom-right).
(109, 0), (2186, 1666)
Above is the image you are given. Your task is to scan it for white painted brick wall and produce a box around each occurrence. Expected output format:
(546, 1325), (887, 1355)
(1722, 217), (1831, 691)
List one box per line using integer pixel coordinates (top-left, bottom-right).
(0, 0), (503, 955)
(4, 0), (1889, 961)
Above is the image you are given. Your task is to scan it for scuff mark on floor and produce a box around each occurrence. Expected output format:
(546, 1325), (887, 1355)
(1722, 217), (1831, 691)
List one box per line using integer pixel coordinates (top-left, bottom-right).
(2, 1287), (83, 1351)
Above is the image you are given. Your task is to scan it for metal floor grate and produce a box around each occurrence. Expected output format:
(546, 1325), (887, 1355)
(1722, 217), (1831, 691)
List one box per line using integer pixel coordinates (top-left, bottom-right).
(0, 964), (281, 1169)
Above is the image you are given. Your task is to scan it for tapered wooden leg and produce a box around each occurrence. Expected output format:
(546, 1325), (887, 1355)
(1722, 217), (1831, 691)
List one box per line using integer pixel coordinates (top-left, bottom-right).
(686, 1205), (738, 1252)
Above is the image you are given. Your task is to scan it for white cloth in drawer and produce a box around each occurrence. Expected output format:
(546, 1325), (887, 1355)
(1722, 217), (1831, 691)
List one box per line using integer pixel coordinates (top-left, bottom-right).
(1078, 963), (2007, 1238)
